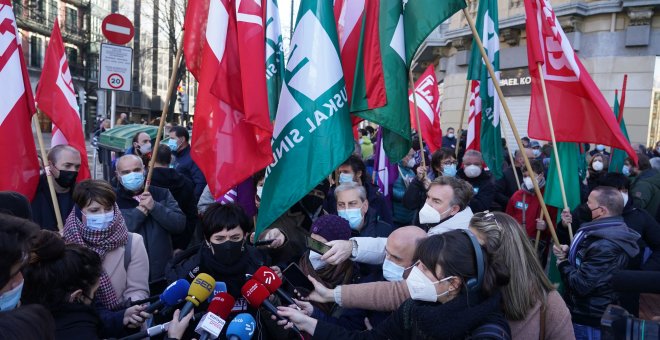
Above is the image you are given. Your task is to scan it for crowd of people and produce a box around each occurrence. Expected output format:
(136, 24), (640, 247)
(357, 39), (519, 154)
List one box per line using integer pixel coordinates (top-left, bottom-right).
(1, 125), (660, 340)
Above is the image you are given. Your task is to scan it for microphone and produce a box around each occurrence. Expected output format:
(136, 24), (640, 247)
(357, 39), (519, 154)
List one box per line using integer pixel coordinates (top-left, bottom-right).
(118, 312), (203, 340)
(252, 266), (297, 307)
(180, 273), (216, 320)
(241, 279), (301, 335)
(207, 282), (228, 303)
(195, 292), (235, 340)
(226, 313), (256, 340)
(129, 295), (159, 306)
(144, 279), (191, 314)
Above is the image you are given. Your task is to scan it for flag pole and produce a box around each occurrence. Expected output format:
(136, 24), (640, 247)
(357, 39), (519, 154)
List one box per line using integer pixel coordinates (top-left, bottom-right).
(463, 8), (560, 246)
(455, 80), (470, 157)
(144, 37), (184, 193)
(32, 113), (64, 232)
(537, 62), (573, 242)
(408, 63), (427, 168)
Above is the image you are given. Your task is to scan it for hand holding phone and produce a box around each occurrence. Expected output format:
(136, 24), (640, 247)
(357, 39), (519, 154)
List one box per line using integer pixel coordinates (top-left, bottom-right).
(306, 236), (331, 255)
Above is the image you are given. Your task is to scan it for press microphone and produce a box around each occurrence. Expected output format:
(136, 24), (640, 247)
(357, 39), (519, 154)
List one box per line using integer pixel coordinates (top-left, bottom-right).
(207, 282), (228, 303)
(226, 313), (256, 340)
(241, 279), (301, 335)
(180, 273), (216, 320)
(195, 292), (235, 340)
(252, 266), (297, 307)
(118, 312), (203, 340)
(144, 279), (191, 314)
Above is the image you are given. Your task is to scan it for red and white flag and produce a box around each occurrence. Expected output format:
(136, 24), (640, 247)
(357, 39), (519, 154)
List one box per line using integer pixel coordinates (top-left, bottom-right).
(466, 80), (481, 151)
(524, 0), (637, 163)
(334, 0), (364, 103)
(409, 64), (441, 152)
(184, 0), (273, 199)
(36, 20), (90, 181)
(0, 0), (40, 199)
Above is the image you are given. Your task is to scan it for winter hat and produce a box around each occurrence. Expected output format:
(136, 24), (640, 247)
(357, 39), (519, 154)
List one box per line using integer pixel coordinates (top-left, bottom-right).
(311, 215), (351, 242)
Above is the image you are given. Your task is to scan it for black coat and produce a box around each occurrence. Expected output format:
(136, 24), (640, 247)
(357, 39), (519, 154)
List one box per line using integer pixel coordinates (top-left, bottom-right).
(402, 177), (426, 211)
(31, 174), (74, 231)
(50, 302), (134, 340)
(493, 166), (523, 211)
(458, 170), (495, 213)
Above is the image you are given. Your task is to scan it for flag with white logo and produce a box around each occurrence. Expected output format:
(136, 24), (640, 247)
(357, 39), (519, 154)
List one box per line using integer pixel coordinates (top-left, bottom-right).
(36, 19), (90, 181)
(466, 80), (481, 151)
(256, 0), (353, 234)
(408, 64), (441, 152)
(265, 0), (285, 121)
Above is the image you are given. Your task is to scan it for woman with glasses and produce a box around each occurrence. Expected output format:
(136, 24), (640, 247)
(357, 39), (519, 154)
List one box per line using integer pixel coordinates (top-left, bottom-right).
(403, 148), (458, 211)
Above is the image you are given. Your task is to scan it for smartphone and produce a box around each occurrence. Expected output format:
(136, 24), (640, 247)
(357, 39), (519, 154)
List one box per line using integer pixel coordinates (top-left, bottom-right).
(306, 236), (331, 255)
(253, 239), (275, 247)
(282, 262), (314, 296)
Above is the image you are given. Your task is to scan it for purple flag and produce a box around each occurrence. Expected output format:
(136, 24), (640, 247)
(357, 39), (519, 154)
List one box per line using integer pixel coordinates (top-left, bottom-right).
(373, 128), (398, 211)
(216, 178), (257, 218)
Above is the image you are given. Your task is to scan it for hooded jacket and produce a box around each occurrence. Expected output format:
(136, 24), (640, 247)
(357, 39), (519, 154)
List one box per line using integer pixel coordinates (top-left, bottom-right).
(558, 216), (640, 327)
(630, 170), (660, 220)
(458, 169), (495, 213)
(172, 145), (207, 201)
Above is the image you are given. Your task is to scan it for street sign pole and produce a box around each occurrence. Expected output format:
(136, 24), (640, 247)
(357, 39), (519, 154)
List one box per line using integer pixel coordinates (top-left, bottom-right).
(110, 90), (116, 128)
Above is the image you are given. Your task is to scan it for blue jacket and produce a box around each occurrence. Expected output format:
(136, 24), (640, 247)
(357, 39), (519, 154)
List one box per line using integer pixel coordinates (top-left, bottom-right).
(173, 145), (206, 201)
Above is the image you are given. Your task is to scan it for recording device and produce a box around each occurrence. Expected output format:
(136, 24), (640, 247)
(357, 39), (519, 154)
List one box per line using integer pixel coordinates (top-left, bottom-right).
(143, 279), (191, 314)
(612, 270), (660, 294)
(227, 313), (256, 340)
(282, 262), (314, 296)
(129, 295), (159, 306)
(254, 239), (275, 247)
(118, 312), (203, 340)
(241, 279), (301, 335)
(306, 236), (331, 255)
(601, 305), (659, 340)
(195, 292), (236, 340)
(180, 273), (216, 321)
(253, 266), (298, 307)
(207, 282), (228, 303)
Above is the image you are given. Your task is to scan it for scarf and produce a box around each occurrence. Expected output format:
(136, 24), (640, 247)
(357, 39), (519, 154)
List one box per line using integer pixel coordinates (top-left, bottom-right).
(298, 250), (356, 315)
(63, 204), (128, 311)
(199, 245), (251, 298)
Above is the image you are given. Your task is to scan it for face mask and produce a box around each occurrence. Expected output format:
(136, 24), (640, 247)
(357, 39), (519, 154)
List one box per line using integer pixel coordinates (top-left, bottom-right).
(442, 164), (457, 177)
(532, 149), (541, 158)
(463, 165), (482, 178)
(120, 172), (145, 192)
(523, 177), (534, 191)
(592, 161), (604, 172)
(210, 240), (244, 266)
(621, 192), (629, 207)
(0, 280), (23, 311)
(85, 211), (114, 231)
(256, 186), (263, 199)
(419, 203), (452, 225)
(406, 158), (416, 169)
(406, 266), (454, 302)
(447, 133), (455, 139)
(138, 143), (152, 154)
(577, 203), (601, 222)
(338, 173), (355, 184)
(308, 251), (326, 270)
(622, 165), (631, 176)
(167, 139), (179, 152)
(300, 195), (324, 215)
(54, 169), (78, 188)
(338, 208), (363, 230)
(596, 144), (605, 151)
(383, 259), (408, 282)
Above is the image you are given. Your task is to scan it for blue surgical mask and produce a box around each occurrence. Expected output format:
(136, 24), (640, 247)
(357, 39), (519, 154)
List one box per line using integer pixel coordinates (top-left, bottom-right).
(442, 164), (457, 177)
(622, 165), (631, 176)
(382, 259), (410, 282)
(85, 211), (114, 231)
(167, 139), (178, 152)
(338, 208), (363, 230)
(338, 173), (355, 184)
(0, 280), (23, 311)
(121, 172), (145, 192)
(596, 144), (605, 151)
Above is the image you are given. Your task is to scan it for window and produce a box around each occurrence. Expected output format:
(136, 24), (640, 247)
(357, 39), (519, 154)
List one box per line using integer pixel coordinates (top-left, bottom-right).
(48, 0), (57, 25)
(28, 0), (44, 20)
(65, 7), (77, 33)
(66, 47), (78, 74)
(30, 35), (42, 67)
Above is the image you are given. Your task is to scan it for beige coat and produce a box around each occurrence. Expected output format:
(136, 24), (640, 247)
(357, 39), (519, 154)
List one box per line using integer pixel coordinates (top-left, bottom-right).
(103, 232), (150, 304)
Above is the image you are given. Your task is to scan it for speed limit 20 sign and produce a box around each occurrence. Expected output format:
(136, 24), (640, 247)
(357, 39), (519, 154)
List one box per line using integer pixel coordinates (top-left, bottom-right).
(99, 43), (132, 92)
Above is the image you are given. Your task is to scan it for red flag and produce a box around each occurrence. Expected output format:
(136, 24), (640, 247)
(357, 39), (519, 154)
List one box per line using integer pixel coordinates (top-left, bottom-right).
(408, 65), (441, 152)
(524, 0), (637, 164)
(0, 0), (40, 199)
(36, 20), (90, 181)
(466, 80), (481, 151)
(334, 0), (363, 104)
(184, 0), (273, 199)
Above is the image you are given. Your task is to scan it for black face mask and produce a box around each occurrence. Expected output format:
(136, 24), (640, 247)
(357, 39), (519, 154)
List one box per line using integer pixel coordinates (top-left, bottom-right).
(210, 240), (245, 266)
(577, 203), (594, 223)
(54, 169), (78, 188)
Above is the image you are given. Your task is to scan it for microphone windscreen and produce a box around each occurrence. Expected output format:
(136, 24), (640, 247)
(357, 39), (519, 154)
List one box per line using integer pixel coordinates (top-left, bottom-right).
(241, 279), (271, 308)
(187, 273), (215, 306)
(253, 266), (282, 292)
(161, 279), (191, 306)
(226, 313), (256, 340)
(209, 292), (235, 319)
(208, 282), (228, 303)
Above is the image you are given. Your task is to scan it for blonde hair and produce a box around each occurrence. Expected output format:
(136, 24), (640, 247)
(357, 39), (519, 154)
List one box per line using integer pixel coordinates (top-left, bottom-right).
(470, 211), (554, 320)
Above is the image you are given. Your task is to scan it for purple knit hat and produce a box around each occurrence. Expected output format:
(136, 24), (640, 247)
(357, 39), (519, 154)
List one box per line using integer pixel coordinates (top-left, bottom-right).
(311, 215), (351, 242)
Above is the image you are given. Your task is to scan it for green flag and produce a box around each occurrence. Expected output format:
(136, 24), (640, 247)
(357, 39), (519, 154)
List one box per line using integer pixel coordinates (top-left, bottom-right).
(256, 0), (353, 235)
(544, 143), (582, 211)
(352, 0), (411, 161)
(467, 0), (503, 179)
(265, 0), (286, 121)
(608, 93), (631, 173)
(403, 0), (465, 65)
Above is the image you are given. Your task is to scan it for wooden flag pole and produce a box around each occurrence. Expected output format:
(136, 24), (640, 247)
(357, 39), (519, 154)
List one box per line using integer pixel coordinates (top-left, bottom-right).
(33, 113), (64, 232)
(537, 62), (573, 242)
(144, 38), (185, 193)
(535, 210), (543, 251)
(408, 64), (427, 168)
(463, 8), (560, 246)
(455, 80), (470, 157)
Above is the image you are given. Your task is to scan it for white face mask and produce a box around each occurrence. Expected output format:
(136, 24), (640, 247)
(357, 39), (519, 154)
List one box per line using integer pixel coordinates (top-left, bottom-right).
(85, 211), (114, 231)
(138, 143), (152, 154)
(463, 165), (482, 178)
(621, 191), (629, 207)
(406, 265), (454, 302)
(406, 158), (416, 169)
(256, 185), (263, 199)
(308, 251), (326, 270)
(447, 133), (455, 139)
(419, 203), (452, 225)
(622, 165), (631, 176)
(592, 160), (604, 172)
(532, 149), (541, 158)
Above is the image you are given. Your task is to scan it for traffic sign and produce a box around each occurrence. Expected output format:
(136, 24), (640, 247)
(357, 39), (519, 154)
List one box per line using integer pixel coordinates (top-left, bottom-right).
(99, 44), (132, 92)
(102, 14), (134, 45)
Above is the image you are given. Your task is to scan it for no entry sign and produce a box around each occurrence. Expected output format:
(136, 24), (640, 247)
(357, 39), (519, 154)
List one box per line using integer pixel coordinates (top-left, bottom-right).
(99, 44), (132, 92)
(102, 14), (134, 45)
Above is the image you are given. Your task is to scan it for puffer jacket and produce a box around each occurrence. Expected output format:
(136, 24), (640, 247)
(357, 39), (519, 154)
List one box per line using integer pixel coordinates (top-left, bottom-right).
(558, 216), (640, 327)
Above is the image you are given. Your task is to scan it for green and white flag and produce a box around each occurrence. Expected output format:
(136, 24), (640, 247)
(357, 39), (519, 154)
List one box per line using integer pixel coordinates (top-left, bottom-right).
(256, 0), (353, 235)
(467, 0), (503, 179)
(265, 0), (285, 121)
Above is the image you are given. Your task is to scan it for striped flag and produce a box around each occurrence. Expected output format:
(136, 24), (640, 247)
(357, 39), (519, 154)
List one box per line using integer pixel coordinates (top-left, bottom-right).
(466, 80), (481, 151)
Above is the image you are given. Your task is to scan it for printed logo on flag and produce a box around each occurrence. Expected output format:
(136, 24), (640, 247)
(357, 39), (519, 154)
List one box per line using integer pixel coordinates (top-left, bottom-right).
(56, 55), (79, 110)
(0, 5), (24, 126)
(409, 74), (437, 123)
(535, 0), (579, 82)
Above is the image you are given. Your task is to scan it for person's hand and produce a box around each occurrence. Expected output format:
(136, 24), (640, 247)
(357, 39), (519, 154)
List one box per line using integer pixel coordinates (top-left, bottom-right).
(321, 240), (352, 265)
(553, 244), (569, 263)
(261, 228), (286, 249)
(416, 165), (428, 181)
(293, 298), (314, 316)
(560, 209), (572, 227)
(123, 304), (151, 328)
(535, 219), (547, 231)
(140, 192), (155, 211)
(304, 275), (334, 303)
(270, 265), (282, 278)
(276, 306), (317, 335)
(168, 309), (193, 340)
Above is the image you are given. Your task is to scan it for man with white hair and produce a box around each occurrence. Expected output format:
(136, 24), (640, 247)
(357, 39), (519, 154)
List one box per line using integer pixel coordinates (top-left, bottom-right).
(458, 149), (495, 213)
